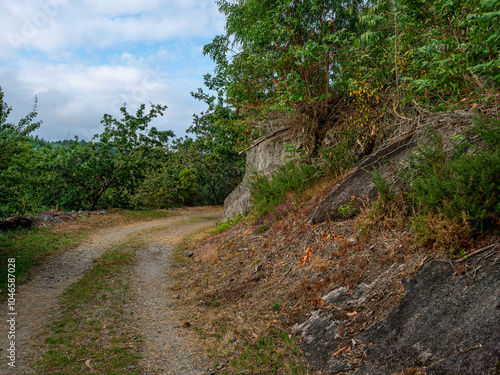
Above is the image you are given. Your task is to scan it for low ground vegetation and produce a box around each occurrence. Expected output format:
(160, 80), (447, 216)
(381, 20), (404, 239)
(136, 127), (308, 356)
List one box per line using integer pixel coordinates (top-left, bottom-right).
(36, 241), (144, 375)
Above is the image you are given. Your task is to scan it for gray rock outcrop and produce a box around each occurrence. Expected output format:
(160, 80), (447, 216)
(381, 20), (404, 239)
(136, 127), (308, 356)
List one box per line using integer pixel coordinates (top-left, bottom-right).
(295, 251), (500, 374)
(224, 130), (303, 219)
(311, 110), (475, 223)
(310, 133), (417, 223)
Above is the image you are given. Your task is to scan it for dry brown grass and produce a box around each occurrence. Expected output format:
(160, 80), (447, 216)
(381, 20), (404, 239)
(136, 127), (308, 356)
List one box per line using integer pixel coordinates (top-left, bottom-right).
(196, 243), (219, 262)
(412, 211), (471, 252)
(305, 256), (331, 273)
(356, 192), (409, 237)
(394, 368), (426, 375)
(169, 190), (433, 374)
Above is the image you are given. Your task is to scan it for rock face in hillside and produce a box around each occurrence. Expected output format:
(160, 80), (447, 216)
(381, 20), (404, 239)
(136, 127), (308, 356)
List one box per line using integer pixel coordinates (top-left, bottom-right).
(225, 111), (474, 221)
(310, 133), (418, 223)
(311, 110), (475, 224)
(356, 257), (500, 375)
(224, 183), (253, 221)
(295, 252), (500, 374)
(224, 131), (302, 219)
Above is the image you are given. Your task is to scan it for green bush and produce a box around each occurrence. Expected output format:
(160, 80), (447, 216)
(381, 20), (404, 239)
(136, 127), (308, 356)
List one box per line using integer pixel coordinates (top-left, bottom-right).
(408, 115), (500, 233)
(248, 161), (322, 218)
(367, 167), (396, 208)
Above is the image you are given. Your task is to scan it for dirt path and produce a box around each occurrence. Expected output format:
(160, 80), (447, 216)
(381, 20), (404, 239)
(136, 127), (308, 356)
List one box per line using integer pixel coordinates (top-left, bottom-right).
(0, 207), (223, 374)
(131, 222), (217, 374)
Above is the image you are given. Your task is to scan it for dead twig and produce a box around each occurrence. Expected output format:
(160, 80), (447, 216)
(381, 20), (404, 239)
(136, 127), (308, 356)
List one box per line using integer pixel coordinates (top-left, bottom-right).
(412, 99), (431, 114)
(455, 243), (498, 263)
(424, 343), (483, 370)
(274, 262), (296, 289)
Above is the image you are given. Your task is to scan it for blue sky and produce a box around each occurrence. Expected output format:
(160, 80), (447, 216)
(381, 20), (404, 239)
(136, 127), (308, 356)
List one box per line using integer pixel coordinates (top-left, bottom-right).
(0, 0), (226, 141)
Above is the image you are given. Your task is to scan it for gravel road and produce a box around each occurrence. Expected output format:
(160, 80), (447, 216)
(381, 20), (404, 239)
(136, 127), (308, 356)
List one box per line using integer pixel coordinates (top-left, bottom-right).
(0, 207), (223, 374)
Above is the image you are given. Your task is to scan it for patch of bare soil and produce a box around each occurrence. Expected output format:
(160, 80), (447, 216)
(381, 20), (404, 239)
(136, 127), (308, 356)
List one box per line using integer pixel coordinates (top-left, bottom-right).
(0, 207), (223, 374)
(129, 212), (223, 374)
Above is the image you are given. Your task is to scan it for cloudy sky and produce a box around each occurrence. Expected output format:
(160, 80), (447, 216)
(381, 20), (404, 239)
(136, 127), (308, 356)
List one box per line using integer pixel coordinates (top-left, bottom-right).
(0, 0), (226, 141)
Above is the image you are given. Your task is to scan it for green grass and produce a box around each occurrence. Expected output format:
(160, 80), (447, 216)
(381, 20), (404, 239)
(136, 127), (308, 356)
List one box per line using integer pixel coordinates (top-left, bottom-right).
(248, 160), (322, 218)
(0, 228), (86, 300)
(212, 214), (246, 234)
(35, 239), (145, 375)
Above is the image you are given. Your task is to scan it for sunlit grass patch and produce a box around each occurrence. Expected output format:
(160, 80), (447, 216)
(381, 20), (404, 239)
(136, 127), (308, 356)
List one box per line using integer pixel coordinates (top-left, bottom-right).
(0, 227), (86, 300)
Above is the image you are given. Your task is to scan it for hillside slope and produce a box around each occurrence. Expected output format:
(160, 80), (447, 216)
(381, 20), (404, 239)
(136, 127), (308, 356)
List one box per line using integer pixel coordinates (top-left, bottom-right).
(174, 111), (499, 374)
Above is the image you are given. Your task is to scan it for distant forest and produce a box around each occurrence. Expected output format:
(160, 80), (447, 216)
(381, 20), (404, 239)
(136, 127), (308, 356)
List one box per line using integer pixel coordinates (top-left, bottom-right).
(0, 90), (247, 217)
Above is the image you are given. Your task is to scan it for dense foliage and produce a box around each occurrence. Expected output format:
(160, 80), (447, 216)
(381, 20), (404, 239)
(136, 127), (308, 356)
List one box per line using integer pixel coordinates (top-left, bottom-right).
(1, 0), (498, 220)
(0, 84), (246, 217)
(206, 0), (498, 149)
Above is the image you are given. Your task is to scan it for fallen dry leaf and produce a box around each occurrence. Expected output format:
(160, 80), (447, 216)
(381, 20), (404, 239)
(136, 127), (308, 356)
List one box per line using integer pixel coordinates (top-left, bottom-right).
(299, 247), (314, 265)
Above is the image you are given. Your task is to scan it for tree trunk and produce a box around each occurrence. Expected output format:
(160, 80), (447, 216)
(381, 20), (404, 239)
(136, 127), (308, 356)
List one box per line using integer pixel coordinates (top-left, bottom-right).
(210, 182), (219, 206)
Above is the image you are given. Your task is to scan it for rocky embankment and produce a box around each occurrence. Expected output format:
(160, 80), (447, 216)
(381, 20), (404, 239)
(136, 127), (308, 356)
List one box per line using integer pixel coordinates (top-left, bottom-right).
(216, 109), (500, 374)
(0, 210), (109, 231)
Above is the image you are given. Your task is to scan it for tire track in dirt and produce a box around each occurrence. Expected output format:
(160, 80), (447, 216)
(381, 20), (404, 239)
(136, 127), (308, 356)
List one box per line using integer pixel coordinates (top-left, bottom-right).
(130, 215), (223, 374)
(0, 208), (223, 373)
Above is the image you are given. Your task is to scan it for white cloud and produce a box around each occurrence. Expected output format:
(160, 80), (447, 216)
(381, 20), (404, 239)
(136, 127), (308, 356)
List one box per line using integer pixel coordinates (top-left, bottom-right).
(0, 0), (225, 54)
(0, 0), (226, 140)
(1, 55), (214, 140)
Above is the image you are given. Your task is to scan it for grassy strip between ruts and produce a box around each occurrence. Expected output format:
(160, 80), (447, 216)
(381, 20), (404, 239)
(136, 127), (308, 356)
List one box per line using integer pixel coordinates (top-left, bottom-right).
(32, 212), (219, 374)
(35, 238), (146, 375)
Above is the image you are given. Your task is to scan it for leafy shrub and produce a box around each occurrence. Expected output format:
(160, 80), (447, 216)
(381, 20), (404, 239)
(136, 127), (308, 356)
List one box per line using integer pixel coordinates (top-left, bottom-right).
(212, 214), (246, 234)
(366, 167), (396, 207)
(338, 196), (357, 218)
(248, 161), (322, 218)
(408, 116), (500, 233)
